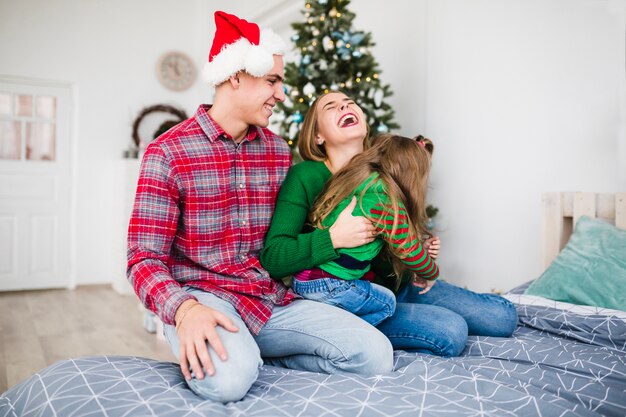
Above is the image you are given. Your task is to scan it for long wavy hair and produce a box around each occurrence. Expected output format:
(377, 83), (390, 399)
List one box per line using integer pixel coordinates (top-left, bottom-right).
(310, 134), (434, 286)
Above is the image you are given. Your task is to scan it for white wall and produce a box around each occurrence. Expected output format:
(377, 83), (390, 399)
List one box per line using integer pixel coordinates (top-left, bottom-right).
(1, 0), (624, 293)
(0, 0), (215, 287)
(423, 0), (626, 291)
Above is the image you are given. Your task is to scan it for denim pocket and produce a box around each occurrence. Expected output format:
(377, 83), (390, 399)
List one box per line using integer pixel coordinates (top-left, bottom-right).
(292, 278), (350, 302)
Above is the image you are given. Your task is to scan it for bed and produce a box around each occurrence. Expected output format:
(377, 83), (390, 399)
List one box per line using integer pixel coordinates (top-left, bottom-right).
(1, 192), (625, 417)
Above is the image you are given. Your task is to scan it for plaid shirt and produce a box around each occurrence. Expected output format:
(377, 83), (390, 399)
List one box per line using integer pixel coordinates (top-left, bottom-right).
(127, 104), (295, 335)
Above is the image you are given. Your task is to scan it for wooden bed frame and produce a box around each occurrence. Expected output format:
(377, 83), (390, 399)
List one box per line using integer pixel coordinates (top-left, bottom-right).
(542, 192), (626, 268)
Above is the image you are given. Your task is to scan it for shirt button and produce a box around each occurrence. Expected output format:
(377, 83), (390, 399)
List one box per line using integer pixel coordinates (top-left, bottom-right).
(239, 183), (244, 188)
(241, 220), (246, 225)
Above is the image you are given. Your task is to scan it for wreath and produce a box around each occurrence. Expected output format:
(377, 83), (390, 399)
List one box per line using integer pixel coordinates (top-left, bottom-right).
(131, 104), (188, 148)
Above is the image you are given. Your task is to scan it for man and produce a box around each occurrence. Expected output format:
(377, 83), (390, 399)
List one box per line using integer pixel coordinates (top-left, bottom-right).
(127, 11), (392, 403)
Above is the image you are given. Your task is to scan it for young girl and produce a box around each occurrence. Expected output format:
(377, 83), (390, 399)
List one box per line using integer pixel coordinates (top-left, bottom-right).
(290, 134), (439, 326)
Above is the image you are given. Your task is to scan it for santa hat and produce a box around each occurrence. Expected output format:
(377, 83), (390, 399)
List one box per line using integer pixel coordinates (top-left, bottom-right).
(203, 11), (286, 87)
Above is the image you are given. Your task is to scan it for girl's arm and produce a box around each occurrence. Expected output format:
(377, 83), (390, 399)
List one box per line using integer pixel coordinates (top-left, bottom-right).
(369, 202), (439, 280)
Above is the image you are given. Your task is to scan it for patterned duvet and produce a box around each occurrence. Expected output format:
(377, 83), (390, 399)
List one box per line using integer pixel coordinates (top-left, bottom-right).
(1, 291), (625, 417)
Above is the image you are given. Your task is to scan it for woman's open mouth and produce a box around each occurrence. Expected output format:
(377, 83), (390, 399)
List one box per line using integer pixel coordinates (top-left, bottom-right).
(338, 113), (358, 128)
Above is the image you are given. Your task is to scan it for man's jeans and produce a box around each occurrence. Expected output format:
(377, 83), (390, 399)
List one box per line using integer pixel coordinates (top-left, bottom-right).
(163, 287), (394, 403)
(377, 280), (519, 357)
(291, 277), (396, 326)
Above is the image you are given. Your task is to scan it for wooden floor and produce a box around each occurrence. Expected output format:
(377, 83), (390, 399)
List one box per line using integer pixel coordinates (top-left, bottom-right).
(0, 285), (176, 393)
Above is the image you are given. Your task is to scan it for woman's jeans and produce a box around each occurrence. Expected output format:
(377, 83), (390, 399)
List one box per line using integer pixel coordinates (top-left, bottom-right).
(376, 280), (519, 357)
(292, 277), (396, 326)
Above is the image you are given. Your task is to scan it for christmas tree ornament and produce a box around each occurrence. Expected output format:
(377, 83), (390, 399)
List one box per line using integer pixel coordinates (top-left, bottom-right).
(374, 89), (384, 107)
(292, 111), (304, 123)
(323, 36), (334, 51)
(376, 123), (388, 133)
(318, 59), (328, 70)
(303, 82), (316, 96)
(289, 123), (299, 139)
(203, 11), (286, 87)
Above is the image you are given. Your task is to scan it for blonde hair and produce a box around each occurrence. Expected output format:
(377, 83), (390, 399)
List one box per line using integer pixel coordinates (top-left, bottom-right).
(311, 134), (434, 286)
(297, 90), (370, 161)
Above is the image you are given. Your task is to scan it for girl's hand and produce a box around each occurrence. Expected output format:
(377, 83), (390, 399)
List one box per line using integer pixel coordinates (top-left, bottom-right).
(423, 236), (441, 259)
(412, 275), (437, 295)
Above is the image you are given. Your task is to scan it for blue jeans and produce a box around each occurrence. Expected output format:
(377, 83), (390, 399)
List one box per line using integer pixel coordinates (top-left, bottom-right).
(376, 280), (518, 357)
(163, 287), (393, 402)
(291, 277), (396, 326)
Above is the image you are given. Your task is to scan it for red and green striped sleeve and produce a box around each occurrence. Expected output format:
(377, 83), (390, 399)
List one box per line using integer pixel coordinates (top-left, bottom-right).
(369, 203), (439, 280)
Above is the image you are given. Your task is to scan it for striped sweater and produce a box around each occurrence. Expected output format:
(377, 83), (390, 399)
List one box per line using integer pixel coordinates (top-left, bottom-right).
(316, 172), (439, 281)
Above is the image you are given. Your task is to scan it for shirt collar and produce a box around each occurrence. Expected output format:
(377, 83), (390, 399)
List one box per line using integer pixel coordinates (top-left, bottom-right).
(194, 104), (267, 143)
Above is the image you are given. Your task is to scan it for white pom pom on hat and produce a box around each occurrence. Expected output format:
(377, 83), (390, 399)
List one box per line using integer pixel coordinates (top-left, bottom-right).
(203, 11), (286, 87)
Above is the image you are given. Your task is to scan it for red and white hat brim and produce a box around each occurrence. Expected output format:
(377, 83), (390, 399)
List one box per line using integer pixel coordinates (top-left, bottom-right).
(203, 28), (286, 87)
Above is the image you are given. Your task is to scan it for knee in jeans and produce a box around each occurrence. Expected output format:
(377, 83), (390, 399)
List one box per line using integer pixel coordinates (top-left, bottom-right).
(437, 315), (468, 357)
(186, 356), (261, 403)
(347, 329), (394, 375)
(492, 298), (518, 337)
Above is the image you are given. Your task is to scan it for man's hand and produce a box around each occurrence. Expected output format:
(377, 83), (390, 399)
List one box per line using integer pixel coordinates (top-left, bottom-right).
(329, 196), (377, 249)
(412, 275), (437, 295)
(175, 300), (239, 381)
(423, 236), (441, 259)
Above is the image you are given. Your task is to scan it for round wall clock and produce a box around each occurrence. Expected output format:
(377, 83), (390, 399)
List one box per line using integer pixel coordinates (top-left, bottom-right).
(156, 51), (197, 91)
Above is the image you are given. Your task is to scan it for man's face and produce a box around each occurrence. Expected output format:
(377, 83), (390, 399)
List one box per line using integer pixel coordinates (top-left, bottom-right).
(235, 55), (285, 128)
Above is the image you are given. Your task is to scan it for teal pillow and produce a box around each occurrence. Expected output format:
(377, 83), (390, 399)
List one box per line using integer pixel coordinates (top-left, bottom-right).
(525, 215), (626, 311)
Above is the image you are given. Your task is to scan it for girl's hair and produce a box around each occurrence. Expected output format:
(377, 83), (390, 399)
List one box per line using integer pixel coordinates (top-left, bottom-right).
(298, 90), (370, 161)
(310, 134), (434, 287)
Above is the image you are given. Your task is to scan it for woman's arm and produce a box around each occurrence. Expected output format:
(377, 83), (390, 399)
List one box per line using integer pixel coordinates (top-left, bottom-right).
(261, 163), (376, 279)
(260, 164), (338, 279)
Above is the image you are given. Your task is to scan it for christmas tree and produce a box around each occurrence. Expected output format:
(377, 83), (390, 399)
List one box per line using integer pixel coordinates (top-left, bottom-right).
(276, 0), (399, 150)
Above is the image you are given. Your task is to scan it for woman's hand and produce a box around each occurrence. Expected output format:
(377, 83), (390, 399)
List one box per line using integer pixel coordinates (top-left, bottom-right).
(329, 196), (377, 249)
(175, 300), (239, 381)
(412, 275), (437, 295)
(423, 236), (441, 259)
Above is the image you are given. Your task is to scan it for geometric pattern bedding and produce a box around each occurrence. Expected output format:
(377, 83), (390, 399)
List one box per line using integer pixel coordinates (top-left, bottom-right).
(1, 296), (625, 417)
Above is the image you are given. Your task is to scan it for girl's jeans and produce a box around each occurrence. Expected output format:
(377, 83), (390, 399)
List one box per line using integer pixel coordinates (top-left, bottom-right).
(292, 277), (396, 326)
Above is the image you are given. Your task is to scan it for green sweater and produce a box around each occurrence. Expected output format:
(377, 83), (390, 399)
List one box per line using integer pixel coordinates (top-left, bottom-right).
(260, 161), (336, 279)
(261, 160), (438, 283)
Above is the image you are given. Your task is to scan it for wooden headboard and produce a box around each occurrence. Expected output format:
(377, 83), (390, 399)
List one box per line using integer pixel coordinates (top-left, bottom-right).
(542, 192), (626, 268)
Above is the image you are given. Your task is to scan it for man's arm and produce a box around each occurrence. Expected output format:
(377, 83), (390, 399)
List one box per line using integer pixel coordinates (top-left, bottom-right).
(127, 145), (237, 380)
(127, 144), (194, 324)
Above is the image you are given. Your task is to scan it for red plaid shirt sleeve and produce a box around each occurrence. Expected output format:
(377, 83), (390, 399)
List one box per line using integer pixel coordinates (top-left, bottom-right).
(127, 144), (195, 325)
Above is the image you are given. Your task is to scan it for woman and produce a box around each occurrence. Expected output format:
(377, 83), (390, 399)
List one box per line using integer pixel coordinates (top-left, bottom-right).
(261, 91), (517, 357)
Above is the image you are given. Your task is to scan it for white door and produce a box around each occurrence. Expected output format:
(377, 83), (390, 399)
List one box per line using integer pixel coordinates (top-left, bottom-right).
(0, 77), (73, 291)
